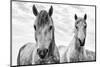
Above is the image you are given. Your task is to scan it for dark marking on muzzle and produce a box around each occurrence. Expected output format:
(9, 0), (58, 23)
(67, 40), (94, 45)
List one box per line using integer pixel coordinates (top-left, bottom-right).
(78, 38), (85, 46)
(37, 48), (48, 59)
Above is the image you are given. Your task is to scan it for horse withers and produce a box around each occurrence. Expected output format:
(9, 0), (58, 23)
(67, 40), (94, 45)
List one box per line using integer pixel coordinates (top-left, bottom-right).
(17, 5), (60, 66)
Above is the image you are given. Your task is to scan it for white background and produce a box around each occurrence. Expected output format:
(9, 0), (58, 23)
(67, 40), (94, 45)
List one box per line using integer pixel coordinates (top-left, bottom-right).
(0, 0), (100, 67)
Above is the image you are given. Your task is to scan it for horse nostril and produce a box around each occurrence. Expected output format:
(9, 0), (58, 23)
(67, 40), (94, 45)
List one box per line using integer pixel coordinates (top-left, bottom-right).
(44, 49), (48, 54)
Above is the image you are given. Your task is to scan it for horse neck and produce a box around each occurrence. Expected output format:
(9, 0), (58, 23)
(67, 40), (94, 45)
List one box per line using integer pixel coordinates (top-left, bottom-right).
(48, 29), (56, 57)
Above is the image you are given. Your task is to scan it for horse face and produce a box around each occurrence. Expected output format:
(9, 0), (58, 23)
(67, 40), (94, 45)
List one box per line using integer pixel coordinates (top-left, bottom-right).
(75, 14), (87, 46)
(32, 5), (54, 59)
(35, 24), (54, 58)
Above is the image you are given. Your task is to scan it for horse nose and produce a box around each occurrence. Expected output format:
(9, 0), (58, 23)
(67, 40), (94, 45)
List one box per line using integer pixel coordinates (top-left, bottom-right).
(37, 48), (48, 59)
(78, 38), (85, 46)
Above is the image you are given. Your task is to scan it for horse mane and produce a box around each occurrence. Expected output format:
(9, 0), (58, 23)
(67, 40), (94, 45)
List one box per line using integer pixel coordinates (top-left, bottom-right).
(48, 28), (55, 56)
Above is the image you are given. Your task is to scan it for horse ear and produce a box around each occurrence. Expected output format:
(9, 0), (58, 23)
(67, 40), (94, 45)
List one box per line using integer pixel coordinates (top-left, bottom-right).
(32, 5), (38, 16)
(48, 6), (53, 16)
(75, 14), (78, 20)
(84, 14), (87, 20)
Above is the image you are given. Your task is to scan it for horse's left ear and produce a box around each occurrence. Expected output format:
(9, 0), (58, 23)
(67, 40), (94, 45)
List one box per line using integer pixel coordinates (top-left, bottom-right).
(48, 6), (53, 16)
(84, 14), (87, 20)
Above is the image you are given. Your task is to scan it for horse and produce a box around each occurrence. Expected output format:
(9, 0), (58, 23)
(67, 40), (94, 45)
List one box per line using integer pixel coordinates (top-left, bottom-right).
(58, 14), (95, 63)
(17, 5), (60, 66)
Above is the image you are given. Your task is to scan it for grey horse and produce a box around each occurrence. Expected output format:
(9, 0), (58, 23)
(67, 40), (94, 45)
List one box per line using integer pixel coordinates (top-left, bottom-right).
(59, 14), (95, 63)
(17, 5), (60, 66)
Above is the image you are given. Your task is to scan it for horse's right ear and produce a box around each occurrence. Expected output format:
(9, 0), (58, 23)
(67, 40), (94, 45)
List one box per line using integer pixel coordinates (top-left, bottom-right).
(48, 6), (53, 16)
(32, 5), (38, 16)
(74, 14), (78, 20)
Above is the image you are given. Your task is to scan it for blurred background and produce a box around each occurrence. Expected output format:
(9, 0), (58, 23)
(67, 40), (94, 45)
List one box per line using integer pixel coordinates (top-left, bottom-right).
(12, 1), (95, 65)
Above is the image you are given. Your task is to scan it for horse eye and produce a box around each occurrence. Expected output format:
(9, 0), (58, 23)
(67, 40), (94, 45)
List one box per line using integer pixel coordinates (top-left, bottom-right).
(75, 25), (78, 29)
(84, 25), (87, 28)
(34, 25), (36, 30)
(49, 26), (53, 31)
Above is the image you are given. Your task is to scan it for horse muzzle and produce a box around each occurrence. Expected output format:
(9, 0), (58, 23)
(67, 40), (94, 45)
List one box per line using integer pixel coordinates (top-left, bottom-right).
(37, 48), (48, 59)
(78, 38), (85, 46)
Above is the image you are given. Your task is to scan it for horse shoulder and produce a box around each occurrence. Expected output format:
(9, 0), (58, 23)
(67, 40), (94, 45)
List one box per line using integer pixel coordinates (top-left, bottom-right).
(32, 45), (40, 64)
(65, 46), (73, 62)
(17, 42), (36, 65)
(65, 40), (76, 62)
(53, 45), (60, 63)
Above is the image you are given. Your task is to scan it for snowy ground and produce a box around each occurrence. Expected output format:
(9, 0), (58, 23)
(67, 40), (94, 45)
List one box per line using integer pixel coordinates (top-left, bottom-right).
(12, 1), (95, 66)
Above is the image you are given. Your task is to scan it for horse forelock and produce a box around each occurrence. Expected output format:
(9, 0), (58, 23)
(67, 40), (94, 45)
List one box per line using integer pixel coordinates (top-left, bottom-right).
(74, 17), (87, 34)
(75, 18), (86, 26)
(35, 10), (53, 28)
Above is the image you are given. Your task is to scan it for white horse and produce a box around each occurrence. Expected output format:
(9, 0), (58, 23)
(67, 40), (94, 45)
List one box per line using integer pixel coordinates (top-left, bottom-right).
(17, 5), (60, 66)
(59, 14), (95, 63)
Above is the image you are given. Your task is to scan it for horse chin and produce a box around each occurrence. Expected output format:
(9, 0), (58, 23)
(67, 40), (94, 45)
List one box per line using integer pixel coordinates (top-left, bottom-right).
(37, 58), (49, 64)
(39, 56), (55, 64)
(80, 44), (84, 47)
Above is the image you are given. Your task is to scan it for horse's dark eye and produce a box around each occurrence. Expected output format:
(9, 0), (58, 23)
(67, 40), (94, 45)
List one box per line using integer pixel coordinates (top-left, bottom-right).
(49, 26), (53, 31)
(75, 25), (78, 29)
(84, 25), (87, 28)
(34, 25), (36, 30)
